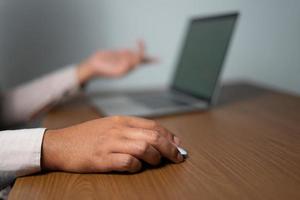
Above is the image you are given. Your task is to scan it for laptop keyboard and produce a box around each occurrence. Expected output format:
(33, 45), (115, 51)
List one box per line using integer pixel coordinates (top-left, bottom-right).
(131, 92), (191, 109)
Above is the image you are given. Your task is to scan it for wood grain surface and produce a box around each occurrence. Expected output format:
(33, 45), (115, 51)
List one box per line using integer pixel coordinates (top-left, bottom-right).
(8, 83), (300, 200)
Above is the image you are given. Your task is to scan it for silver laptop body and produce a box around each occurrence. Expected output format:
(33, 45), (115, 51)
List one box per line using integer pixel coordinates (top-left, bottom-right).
(91, 12), (239, 117)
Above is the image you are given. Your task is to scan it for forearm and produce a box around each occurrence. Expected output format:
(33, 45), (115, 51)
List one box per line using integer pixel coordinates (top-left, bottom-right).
(0, 66), (80, 127)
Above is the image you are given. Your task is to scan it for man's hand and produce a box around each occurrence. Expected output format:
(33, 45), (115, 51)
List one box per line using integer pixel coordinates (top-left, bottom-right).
(77, 41), (155, 85)
(42, 116), (183, 173)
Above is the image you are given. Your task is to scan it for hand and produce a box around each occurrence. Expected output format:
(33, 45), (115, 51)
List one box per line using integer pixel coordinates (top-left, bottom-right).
(42, 116), (183, 173)
(77, 41), (155, 85)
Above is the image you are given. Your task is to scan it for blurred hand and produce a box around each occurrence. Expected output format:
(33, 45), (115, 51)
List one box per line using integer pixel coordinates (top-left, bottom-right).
(42, 116), (183, 173)
(77, 41), (155, 84)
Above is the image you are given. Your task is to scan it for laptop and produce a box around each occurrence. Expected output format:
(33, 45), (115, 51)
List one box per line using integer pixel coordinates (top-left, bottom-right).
(91, 12), (239, 117)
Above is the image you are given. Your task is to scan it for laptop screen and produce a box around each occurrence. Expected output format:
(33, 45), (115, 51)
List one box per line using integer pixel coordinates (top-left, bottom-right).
(172, 13), (238, 102)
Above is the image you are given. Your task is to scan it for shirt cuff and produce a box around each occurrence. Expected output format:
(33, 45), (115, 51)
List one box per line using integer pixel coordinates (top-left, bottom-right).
(0, 128), (46, 177)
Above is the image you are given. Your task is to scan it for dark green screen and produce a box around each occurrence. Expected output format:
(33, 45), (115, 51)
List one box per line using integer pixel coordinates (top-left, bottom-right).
(173, 14), (237, 100)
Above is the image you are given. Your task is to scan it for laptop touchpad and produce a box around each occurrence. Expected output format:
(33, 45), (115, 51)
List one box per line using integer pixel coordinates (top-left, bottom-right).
(92, 96), (151, 116)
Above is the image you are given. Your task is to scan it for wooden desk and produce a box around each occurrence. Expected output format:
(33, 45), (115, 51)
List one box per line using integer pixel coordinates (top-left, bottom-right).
(9, 83), (300, 200)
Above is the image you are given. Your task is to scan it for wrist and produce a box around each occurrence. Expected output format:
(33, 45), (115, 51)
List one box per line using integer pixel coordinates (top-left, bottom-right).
(41, 129), (64, 171)
(77, 63), (95, 85)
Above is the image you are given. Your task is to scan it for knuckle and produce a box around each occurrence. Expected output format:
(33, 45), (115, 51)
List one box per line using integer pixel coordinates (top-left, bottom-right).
(152, 120), (160, 128)
(136, 142), (149, 156)
(120, 155), (134, 170)
(164, 130), (174, 141)
(108, 127), (120, 136)
(149, 131), (160, 144)
(111, 115), (123, 123)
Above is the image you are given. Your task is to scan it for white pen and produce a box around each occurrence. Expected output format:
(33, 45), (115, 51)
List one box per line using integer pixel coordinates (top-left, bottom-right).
(177, 147), (188, 157)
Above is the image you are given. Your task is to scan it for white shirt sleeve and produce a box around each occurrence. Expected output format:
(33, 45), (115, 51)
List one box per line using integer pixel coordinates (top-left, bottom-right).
(0, 128), (45, 190)
(0, 65), (81, 189)
(0, 65), (80, 127)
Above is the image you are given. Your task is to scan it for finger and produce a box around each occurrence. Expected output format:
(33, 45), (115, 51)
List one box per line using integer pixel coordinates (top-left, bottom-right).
(137, 40), (145, 62)
(111, 139), (161, 165)
(121, 47), (141, 66)
(109, 56), (131, 77)
(136, 40), (158, 64)
(115, 116), (156, 129)
(118, 50), (134, 66)
(131, 53), (142, 67)
(155, 125), (181, 146)
(121, 127), (183, 163)
(119, 50), (140, 71)
(142, 56), (160, 64)
(107, 153), (142, 173)
(117, 116), (180, 145)
(110, 65), (129, 77)
(124, 48), (145, 68)
(129, 51), (141, 67)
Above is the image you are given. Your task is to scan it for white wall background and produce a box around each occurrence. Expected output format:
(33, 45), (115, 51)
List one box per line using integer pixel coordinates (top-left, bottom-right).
(0, 0), (299, 94)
